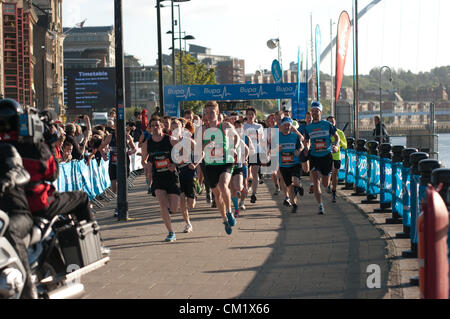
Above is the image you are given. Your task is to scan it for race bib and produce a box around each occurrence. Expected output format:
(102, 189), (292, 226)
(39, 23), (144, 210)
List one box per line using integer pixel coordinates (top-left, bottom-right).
(155, 158), (170, 169)
(281, 152), (294, 164)
(314, 139), (327, 152)
(111, 154), (118, 162)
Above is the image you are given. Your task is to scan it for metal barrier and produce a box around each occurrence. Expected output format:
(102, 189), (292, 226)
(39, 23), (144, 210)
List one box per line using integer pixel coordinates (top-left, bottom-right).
(354, 139), (368, 195)
(374, 144), (393, 213)
(344, 138), (356, 190)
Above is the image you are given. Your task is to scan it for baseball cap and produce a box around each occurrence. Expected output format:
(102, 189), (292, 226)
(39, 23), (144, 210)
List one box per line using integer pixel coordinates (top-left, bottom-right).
(311, 101), (323, 112)
(281, 117), (293, 125)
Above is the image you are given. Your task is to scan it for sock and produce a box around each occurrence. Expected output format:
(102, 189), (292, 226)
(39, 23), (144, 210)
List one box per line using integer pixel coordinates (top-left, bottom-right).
(232, 197), (239, 211)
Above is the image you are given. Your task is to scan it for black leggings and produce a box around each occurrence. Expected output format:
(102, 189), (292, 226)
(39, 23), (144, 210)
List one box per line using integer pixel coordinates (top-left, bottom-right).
(200, 162), (211, 194)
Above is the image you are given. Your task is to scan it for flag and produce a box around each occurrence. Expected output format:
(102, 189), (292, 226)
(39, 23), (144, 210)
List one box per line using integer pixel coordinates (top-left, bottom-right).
(76, 19), (87, 28)
(315, 25), (321, 101)
(297, 47), (301, 103)
(335, 11), (352, 101)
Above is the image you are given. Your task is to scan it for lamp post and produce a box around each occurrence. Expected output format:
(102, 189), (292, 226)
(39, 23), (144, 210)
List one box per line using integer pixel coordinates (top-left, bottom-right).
(267, 38), (282, 110)
(379, 65), (392, 144)
(330, 19), (336, 118)
(156, 0), (165, 116)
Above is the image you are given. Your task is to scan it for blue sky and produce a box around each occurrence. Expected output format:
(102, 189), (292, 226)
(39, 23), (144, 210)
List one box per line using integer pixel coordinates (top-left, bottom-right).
(63, 0), (449, 76)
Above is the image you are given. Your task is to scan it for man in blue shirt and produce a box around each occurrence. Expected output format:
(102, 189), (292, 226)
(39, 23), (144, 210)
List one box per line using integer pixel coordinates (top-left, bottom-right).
(278, 117), (305, 213)
(303, 101), (340, 214)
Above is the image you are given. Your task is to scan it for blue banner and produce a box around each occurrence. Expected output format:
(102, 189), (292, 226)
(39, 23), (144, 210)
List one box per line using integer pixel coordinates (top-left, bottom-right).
(338, 149), (346, 181)
(380, 158), (392, 204)
(356, 151), (368, 191)
(346, 149), (357, 185)
(367, 155), (380, 196)
(410, 174), (420, 244)
(402, 167), (411, 229)
(315, 25), (321, 101)
(297, 47), (301, 104)
(272, 59), (282, 83)
(164, 83), (308, 119)
(392, 162), (403, 217)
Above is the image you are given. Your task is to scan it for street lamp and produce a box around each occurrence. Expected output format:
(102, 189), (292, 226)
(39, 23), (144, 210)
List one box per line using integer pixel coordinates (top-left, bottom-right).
(379, 65), (392, 143)
(267, 38), (282, 110)
(156, 0), (164, 116)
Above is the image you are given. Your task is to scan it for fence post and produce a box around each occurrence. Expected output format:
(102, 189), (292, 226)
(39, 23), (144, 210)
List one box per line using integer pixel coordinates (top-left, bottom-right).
(414, 159), (442, 287)
(363, 140), (379, 204)
(353, 138), (367, 195)
(374, 143), (392, 213)
(344, 137), (355, 190)
(396, 148), (418, 239)
(386, 145), (405, 224)
(402, 152), (429, 259)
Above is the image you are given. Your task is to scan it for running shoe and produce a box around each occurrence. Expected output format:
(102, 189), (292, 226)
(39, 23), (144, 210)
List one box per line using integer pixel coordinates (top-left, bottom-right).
(113, 208), (118, 217)
(332, 191), (337, 203)
(318, 204), (325, 215)
(147, 187), (152, 194)
(211, 200), (217, 208)
(309, 184), (314, 194)
(250, 194), (257, 203)
(273, 187), (280, 196)
(165, 232), (176, 242)
(224, 221), (233, 235)
(259, 179), (264, 185)
(206, 192), (212, 204)
(183, 223), (193, 233)
(239, 201), (246, 210)
(283, 197), (292, 207)
(226, 212), (236, 227)
(291, 204), (298, 214)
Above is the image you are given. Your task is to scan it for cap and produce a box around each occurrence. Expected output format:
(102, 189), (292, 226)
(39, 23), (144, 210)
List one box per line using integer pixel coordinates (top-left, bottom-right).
(281, 117), (293, 125)
(311, 101), (323, 112)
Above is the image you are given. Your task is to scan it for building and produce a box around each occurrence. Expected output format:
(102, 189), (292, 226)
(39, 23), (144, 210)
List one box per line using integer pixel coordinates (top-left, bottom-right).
(63, 25), (115, 69)
(215, 58), (245, 84)
(0, 0), (36, 107)
(125, 55), (158, 111)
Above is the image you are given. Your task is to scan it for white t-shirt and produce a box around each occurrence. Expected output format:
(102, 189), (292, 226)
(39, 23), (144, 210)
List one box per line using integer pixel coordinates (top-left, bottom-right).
(244, 122), (265, 153)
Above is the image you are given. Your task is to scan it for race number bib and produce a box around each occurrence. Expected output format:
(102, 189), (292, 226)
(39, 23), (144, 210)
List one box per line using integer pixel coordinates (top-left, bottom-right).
(314, 139), (327, 152)
(155, 158), (170, 169)
(281, 152), (294, 164)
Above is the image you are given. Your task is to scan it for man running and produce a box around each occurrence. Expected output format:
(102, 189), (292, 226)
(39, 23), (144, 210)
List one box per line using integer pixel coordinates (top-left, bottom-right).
(327, 115), (347, 203)
(244, 107), (266, 204)
(141, 116), (181, 242)
(298, 111), (313, 193)
(202, 101), (240, 235)
(231, 120), (250, 217)
(303, 102), (340, 215)
(278, 117), (305, 213)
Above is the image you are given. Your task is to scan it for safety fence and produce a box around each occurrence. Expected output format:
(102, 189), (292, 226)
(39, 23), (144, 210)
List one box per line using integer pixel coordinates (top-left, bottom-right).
(53, 149), (144, 209)
(340, 138), (450, 299)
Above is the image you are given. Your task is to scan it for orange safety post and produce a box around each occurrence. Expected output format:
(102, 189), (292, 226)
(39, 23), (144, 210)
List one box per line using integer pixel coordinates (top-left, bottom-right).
(419, 184), (449, 299)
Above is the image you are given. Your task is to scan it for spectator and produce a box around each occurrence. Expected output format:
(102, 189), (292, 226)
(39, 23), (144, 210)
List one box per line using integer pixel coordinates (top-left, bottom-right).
(372, 116), (390, 143)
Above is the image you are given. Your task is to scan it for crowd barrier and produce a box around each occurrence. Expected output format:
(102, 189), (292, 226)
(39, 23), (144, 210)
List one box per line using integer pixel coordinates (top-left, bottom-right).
(342, 139), (450, 299)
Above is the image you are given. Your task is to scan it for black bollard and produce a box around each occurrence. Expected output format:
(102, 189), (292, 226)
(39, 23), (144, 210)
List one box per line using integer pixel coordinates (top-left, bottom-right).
(402, 152), (429, 259)
(395, 148), (418, 239)
(374, 143), (393, 213)
(344, 137), (355, 190)
(386, 145), (406, 224)
(362, 140), (379, 204)
(353, 139), (367, 195)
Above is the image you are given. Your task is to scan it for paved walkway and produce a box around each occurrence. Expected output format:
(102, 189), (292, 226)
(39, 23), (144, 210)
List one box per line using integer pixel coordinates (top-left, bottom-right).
(81, 174), (395, 299)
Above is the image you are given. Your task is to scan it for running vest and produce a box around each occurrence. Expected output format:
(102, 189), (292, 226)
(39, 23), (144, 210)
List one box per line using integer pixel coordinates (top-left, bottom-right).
(203, 123), (233, 166)
(110, 134), (118, 164)
(331, 129), (347, 161)
(147, 134), (174, 173)
(304, 120), (337, 157)
(278, 132), (301, 168)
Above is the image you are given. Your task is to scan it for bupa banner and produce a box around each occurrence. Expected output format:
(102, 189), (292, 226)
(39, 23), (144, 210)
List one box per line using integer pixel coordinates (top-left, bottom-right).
(346, 149), (357, 185)
(410, 174), (421, 244)
(401, 166), (411, 228)
(356, 151), (368, 191)
(272, 59), (282, 83)
(367, 155), (380, 196)
(164, 83), (308, 118)
(297, 47), (302, 103)
(338, 149), (346, 181)
(315, 25), (321, 101)
(335, 11), (352, 101)
(380, 158), (393, 205)
(392, 162), (403, 217)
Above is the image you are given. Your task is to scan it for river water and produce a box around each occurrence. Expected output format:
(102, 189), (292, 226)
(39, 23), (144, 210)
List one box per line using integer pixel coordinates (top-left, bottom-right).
(391, 133), (450, 168)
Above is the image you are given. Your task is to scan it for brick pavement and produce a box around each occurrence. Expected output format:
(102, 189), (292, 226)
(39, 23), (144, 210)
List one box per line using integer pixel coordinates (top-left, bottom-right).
(81, 174), (397, 299)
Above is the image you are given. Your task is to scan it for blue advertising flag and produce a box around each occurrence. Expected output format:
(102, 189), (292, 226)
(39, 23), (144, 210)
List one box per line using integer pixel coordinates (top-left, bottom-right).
(297, 47), (301, 103)
(315, 25), (321, 101)
(271, 60), (282, 83)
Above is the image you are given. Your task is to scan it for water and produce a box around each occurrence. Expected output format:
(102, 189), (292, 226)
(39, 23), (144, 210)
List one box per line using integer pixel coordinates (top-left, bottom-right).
(391, 133), (450, 168)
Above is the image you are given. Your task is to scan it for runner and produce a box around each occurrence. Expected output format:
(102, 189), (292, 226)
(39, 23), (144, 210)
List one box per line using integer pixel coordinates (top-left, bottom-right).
(265, 114), (282, 195)
(244, 107), (266, 204)
(326, 115), (347, 203)
(231, 120), (250, 217)
(171, 119), (198, 233)
(202, 101), (239, 235)
(298, 111), (313, 193)
(278, 117), (305, 213)
(141, 116), (181, 242)
(303, 102), (340, 215)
